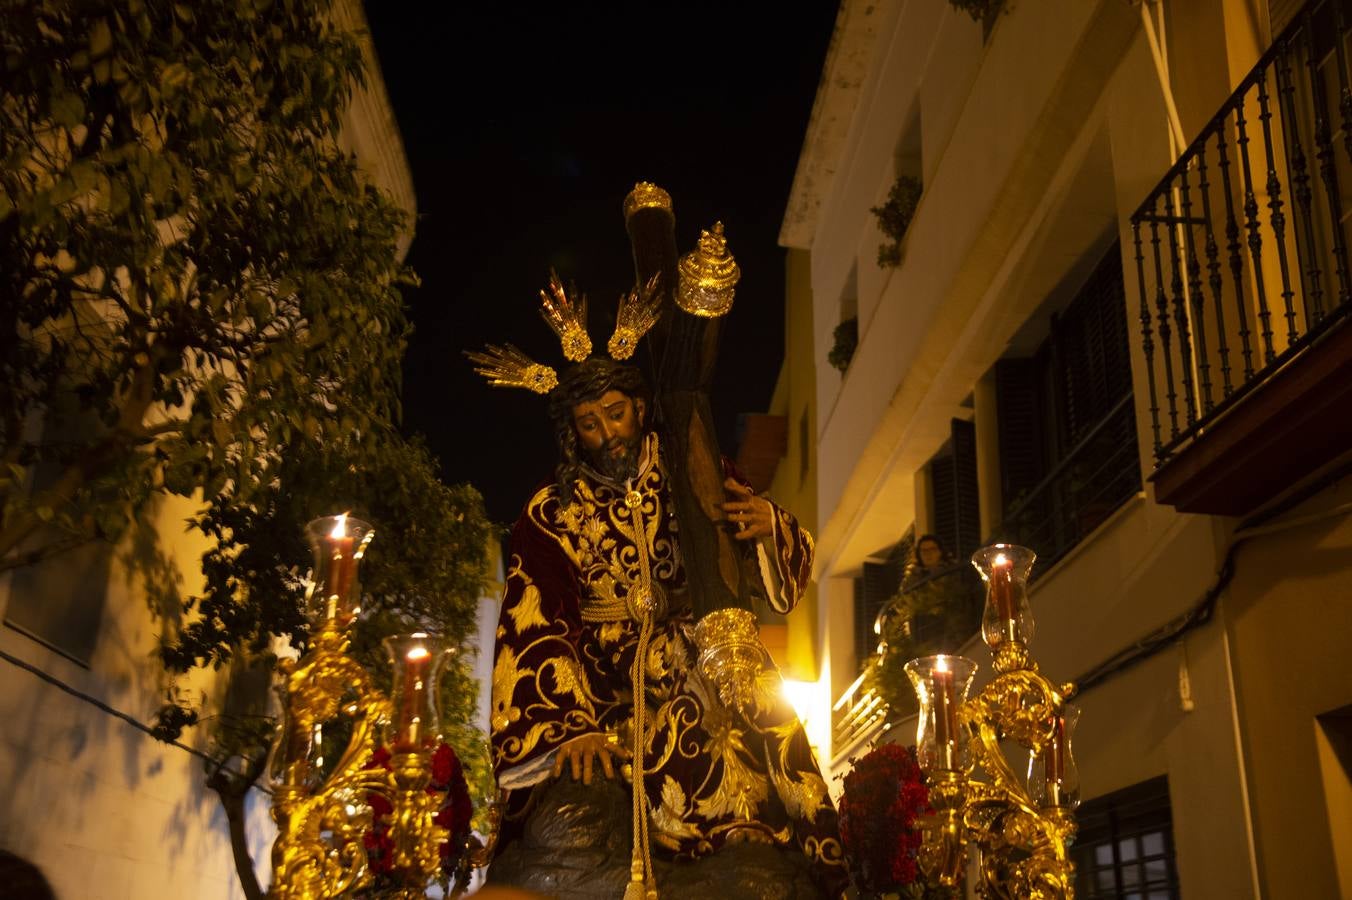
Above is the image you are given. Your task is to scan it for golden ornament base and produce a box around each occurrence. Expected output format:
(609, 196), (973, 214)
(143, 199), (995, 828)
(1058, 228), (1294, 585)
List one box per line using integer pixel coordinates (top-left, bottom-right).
(691, 607), (767, 712)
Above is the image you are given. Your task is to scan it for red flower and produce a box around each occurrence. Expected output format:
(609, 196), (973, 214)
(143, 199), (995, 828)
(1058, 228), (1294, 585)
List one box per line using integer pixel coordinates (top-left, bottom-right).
(361, 741), (476, 886)
(431, 742), (459, 786)
(838, 743), (933, 895)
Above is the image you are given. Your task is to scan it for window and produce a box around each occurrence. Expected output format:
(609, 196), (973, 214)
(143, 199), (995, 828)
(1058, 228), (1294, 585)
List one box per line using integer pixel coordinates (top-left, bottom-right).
(1072, 776), (1180, 900)
(993, 242), (1142, 570)
(929, 418), (981, 567)
(853, 535), (911, 670)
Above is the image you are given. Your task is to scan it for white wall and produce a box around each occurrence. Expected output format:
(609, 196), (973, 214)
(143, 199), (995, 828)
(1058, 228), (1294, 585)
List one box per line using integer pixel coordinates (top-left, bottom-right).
(0, 493), (274, 898)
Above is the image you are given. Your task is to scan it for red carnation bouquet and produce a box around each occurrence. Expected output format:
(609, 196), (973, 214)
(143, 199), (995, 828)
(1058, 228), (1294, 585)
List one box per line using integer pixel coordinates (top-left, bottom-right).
(837, 743), (956, 899)
(361, 741), (475, 891)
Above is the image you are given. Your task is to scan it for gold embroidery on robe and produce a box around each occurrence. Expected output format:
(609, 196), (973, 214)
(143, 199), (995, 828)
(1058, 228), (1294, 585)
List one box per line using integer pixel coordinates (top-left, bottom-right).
(490, 435), (847, 896)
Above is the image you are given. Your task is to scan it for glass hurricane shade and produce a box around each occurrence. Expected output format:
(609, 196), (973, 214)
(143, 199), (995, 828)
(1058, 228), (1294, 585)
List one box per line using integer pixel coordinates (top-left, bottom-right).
(1027, 703), (1081, 809)
(382, 632), (453, 754)
(304, 514), (375, 630)
(971, 543), (1036, 648)
(904, 654), (979, 772)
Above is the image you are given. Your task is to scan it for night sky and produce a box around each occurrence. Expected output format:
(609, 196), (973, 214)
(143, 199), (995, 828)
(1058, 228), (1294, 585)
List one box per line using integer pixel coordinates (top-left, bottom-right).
(364, 5), (837, 526)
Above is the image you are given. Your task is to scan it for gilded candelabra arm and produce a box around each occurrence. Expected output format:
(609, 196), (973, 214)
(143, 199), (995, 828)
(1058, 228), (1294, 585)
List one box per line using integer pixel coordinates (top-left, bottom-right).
(968, 801), (1076, 900)
(957, 669), (1078, 900)
(269, 628), (396, 900)
(269, 721), (396, 900)
(361, 750), (451, 892)
(275, 631), (388, 786)
(918, 770), (970, 888)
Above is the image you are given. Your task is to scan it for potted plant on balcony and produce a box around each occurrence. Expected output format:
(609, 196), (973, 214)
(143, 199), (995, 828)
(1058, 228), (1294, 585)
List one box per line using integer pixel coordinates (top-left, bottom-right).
(829, 317), (859, 373)
(871, 174), (923, 268)
(947, 0), (1002, 22)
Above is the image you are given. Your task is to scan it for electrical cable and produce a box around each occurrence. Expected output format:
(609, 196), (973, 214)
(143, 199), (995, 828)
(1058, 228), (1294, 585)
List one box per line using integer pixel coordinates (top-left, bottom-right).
(0, 644), (271, 795)
(1073, 459), (1352, 696)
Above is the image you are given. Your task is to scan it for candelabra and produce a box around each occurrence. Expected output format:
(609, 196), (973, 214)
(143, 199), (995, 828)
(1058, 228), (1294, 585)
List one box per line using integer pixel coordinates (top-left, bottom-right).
(904, 544), (1080, 899)
(267, 514), (467, 899)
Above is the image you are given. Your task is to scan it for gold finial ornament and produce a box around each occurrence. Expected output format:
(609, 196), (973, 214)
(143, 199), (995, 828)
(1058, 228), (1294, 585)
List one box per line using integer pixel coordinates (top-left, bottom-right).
(677, 222), (739, 318)
(691, 607), (766, 712)
(464, 344), (559, 395)
(608, 273), (663, 360)
(539, 271), (592, 362)
(623, 181), (673, 220)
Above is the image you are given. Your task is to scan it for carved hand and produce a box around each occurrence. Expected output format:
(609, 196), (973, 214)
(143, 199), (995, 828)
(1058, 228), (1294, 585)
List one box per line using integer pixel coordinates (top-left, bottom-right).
(721, 477), (774, 541)
(552, 732), (629, 785)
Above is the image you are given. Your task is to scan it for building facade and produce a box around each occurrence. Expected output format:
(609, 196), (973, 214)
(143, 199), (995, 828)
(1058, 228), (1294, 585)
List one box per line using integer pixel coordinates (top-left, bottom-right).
(775, 1), (1352, 897)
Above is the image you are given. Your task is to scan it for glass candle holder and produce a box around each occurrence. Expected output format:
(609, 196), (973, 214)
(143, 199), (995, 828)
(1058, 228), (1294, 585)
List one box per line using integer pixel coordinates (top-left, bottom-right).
(971, 544), (1037, 649)
(904, 654), (978, 772)
(1027, 703), (1081, 809)
(383, 632), (452, 754)
(304, 514), (375, 630)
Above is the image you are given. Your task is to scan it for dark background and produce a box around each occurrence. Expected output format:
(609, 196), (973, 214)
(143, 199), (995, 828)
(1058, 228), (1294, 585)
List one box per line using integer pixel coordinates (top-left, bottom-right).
(364, 5), (837, 526)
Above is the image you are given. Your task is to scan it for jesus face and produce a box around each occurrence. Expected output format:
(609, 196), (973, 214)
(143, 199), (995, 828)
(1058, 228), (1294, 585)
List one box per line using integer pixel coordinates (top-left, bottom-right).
(571, 389), (646, 482)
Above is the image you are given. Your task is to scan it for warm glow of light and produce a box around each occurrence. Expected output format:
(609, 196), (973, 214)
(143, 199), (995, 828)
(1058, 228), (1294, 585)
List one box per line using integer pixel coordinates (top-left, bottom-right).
(993, 552), (1008, 567)
(330, 513), (348, 539)
(406, 646), (430, 661)
(936, 655), (950, 674)
(782, 677), (831, 755)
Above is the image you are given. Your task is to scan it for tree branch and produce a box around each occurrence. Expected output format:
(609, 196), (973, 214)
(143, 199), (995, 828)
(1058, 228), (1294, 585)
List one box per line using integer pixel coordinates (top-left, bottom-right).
(206, 752), (266, 900)
(0, 533), (92, 573)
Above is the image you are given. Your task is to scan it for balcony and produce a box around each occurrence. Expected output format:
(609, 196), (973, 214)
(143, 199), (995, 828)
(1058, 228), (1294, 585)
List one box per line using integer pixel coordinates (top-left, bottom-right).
(1130, 0), (1352, 516)
(996, 394), (1143, 573)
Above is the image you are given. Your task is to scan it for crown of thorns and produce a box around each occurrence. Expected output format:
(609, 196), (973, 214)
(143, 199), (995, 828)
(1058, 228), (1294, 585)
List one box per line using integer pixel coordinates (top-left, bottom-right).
(465, 271), (662, 395)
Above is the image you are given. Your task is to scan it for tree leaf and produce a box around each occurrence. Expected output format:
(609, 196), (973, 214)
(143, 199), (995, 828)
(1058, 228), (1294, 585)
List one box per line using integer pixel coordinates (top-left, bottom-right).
(89, 18), (113, 57)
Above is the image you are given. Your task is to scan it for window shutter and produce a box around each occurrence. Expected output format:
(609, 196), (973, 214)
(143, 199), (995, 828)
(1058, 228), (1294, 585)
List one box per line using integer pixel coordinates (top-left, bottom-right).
(930, 454), (957, 556)
(1060, 246), (1131, 444)
(1270, 0), (1302, 36)
(950, 418), (981, 560)
(854, 553), (907, 668)
(995, 357), (1046, 511)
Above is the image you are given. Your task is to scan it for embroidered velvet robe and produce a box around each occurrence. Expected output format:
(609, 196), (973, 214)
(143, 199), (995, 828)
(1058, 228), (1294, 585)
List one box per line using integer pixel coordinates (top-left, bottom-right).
(490, 434), (848, 896)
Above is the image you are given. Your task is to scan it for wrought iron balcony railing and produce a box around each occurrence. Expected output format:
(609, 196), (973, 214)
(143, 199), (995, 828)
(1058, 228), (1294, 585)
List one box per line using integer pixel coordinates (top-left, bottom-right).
(1130, 0), (1352, 466)
(996, 393), (1142, 573)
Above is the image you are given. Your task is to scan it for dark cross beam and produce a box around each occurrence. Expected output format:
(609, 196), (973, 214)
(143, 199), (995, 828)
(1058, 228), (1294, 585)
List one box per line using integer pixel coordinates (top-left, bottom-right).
(625, 196), (758, 621)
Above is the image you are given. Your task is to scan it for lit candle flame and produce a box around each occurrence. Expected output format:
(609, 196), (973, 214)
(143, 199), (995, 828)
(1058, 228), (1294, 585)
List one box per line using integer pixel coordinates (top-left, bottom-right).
(936, 655), (950, 674)
(406, 646), (430, 661)
(330, 513), (348, 540)
(993, 552), (1008, 567)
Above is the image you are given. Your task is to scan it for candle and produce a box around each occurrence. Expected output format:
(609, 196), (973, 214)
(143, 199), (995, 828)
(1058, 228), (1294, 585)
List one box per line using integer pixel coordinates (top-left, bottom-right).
(326, 514), (357, 625)
(1044, 714), (1066, 806)
(395, 645), (431, 752)
(932, 657), (957, 769)
(991, 552), (1018, 642)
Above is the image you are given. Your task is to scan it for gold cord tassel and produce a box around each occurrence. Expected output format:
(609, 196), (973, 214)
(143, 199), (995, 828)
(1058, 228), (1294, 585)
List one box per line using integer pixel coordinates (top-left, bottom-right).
(623, 484), (658, 900)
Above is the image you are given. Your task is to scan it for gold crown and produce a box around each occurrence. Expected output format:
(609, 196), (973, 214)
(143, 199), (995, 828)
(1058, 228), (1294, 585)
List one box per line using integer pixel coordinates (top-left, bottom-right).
(677, 222), (739, 318)
(623, 182), (673, 220)
(467, 273), (663, 394)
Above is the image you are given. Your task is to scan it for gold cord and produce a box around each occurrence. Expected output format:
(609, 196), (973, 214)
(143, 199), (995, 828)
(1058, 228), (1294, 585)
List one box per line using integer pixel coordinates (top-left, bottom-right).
(625, 480), (658, 900)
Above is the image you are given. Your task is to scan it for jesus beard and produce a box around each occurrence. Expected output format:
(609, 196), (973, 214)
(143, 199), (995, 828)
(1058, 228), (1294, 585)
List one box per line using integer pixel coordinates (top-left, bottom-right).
(589, 434), (643, 483)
